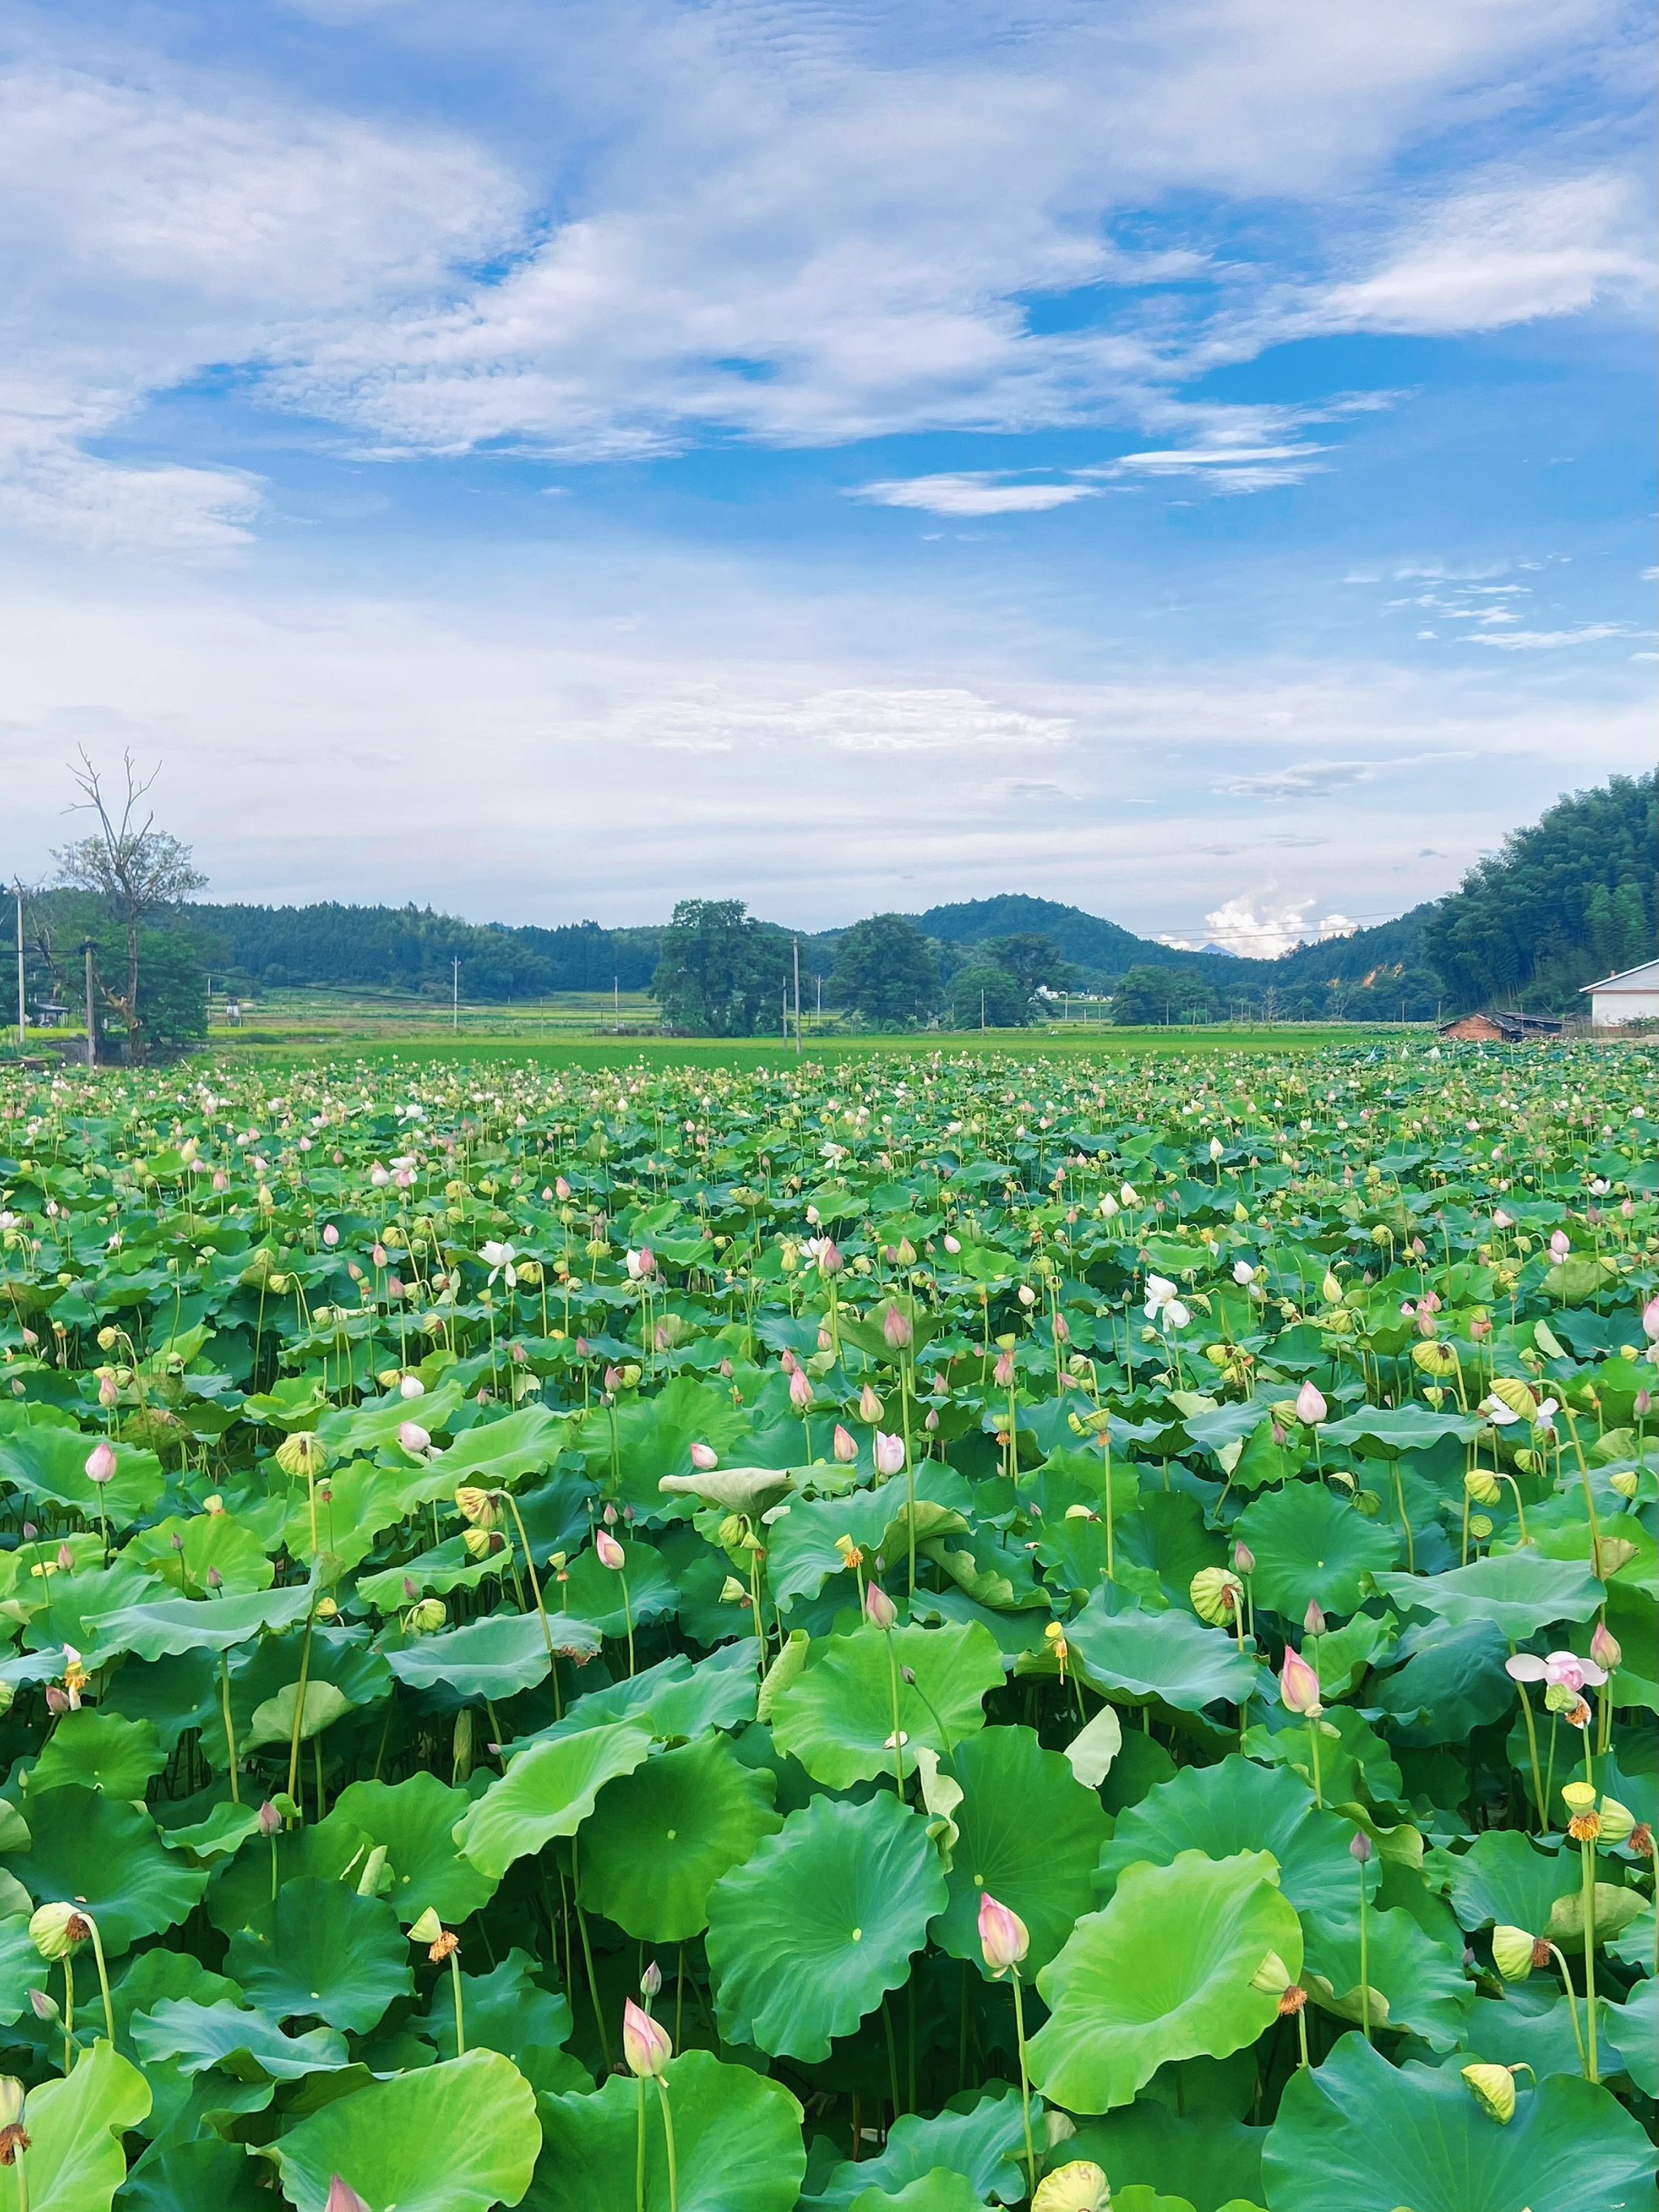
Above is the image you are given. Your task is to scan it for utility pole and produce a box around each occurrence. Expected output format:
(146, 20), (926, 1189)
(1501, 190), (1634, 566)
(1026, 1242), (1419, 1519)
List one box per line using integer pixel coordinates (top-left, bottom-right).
(452, 959), (459, 1032)
(980, 989), (986, 1032)
(613, 976), (619, 1023)
(792, 938), (801, 1055)
(81, 941), (96, 1069)
(12, 882), (23, 1049)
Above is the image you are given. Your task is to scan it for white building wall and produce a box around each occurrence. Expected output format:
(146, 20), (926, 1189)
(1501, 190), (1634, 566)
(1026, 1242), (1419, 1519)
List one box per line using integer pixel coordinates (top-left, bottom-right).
(1589, 989), (1659, 1027)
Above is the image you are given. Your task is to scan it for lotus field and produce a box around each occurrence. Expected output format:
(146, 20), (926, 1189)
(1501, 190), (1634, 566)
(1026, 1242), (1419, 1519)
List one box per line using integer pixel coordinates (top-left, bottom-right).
(0, 1041), (1654, 2212)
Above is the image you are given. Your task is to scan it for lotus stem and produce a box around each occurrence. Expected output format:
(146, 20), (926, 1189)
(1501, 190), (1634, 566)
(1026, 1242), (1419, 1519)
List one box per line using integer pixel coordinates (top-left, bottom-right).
(1580, 1833), (1599, 2083)
(636, 2074), (647, 2212)
(220, 1654), (240, 1804)
(61, 1957), (74, 2076)
(84, 1916), (115, 2048)
(1307, 1718), (1323, 1808)
(883, 1632), (908, 1795)
(1542, 1941), (1589, 2077)
(1391, 1465), (1416, 1573)
(450, 1949), (466, 2056)
(655, 2078), (679, 2212)
(1009, 1966), (1037, 2195)
(1510, 1660), (1546, 1830)
(285, 1609), (316, 1816)
(501, 1491), (556, 1671)
(1357, 1868), (1371, 2041)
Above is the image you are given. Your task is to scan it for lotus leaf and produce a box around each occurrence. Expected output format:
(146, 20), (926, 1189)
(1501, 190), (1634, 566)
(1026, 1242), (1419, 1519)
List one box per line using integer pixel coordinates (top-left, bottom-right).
(1231, 1482), (1400, 1619)
(531, 2048), (806, 2212)
(802, 2086), (1030, 2209)
(453, 1722), (655, 1878)
(705, 1791), (948, 2060)
(1027, 1851), (1300, 2114)
(0, 2041), (151, 2212)
(578, 1733), (781, 1938)
(327, 1772), (499, 1926)
(1372, 1551), (1604, 1636)
(25, 1709), (166, 1798)
(934, 1725), (1111, 1976)
(263, 2049), (541, 2211)
(769, 1621), (1004, 1788)
(226, 1877), (412, 2033)
(387, 1608), (599, 1700)
(130, 1995), (352, 2080)
(1064, 1598), (1260, 1713)
(2, 1787), (207, 1955)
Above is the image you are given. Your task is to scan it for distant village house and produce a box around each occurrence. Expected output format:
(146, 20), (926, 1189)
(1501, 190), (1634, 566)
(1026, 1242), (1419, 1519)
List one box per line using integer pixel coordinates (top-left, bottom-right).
(1438, 1010), (1564, 1044)
(1580, 959), (1659, 1027)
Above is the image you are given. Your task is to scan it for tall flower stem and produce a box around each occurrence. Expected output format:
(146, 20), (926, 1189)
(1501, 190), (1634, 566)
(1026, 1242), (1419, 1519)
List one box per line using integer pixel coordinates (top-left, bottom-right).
(83, 1919), (115, 2047)
(1307, 1719), (1323, 1808)
(501, 1492), (556, 1672)
(450, 1949), (466, 2056)
(284, 1608), (316, 1817)
(654, 2080), (679, 2212)
(219, 1654), (240, 1804)
(1580, 1834), (1600, 2083)
(881, 1630), (907, 1795)
(1009, 1967), (1037, 2196)
(1543, 1941), (1589, 2077)
(1356, 1868), (1371, 2041)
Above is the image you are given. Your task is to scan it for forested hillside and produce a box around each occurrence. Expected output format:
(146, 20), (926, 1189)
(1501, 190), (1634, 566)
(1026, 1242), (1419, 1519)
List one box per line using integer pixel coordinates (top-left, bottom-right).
(1422, 771), (1657, 1010)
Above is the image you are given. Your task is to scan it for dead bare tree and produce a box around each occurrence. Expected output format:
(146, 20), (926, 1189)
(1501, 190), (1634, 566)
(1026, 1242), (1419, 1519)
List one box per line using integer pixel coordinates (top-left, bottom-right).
(53, 752), (206, 1067)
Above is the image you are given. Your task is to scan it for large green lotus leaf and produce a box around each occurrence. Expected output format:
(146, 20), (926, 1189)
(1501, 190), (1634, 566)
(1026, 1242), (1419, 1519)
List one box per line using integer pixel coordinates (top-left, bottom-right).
(515, 1645), (760, 1757)
(770, 1623), (1004, 1789)
(1610, 1975), (1657, 2096)
(417, 1946), (572, 2065)
(1320, 1403), (1481, 1457)
(118, 2137), (268, 2212)
(130, 1996), (352, 2081)
(356, 1537), (501, 1612)
(244, 1680), (356, 1750)
(1457, 1983), (1634, 2086)
(386, 1610), (599, 1700)
(0, 1426), (164, 1522)
(528, 2048), (805, 2212)
(425, 1404), (566, 1488)
(1299, 1901), (1472, 2048)
(205, 1813), (373, 1939)
(127, 1510), (276, 1596)
(1231, 1483), (1400, 1619)
(319, 1376), (466, 1455)
(1064, 2103), (1265, 2212)
(453, 1722), (654, 1880)
(705, 1791), (948, 2062)
(578, 1735), (781, 1940)
(278, 1459), (414, 1572)
(25, 1709), (166, 1798)
(802, 2087), (1029, 2210)
(109, 1945), (240, 2036)
(1428, 1830), (1582, 1937)
(1026, 1851), (1300, 2116)
(264, 2049), (540, 2212)
(849, 2177), (986, 2212)
(327, 1773), (498, 1928)
(0, 2041), (151, 2212)
(933, 1726), (1110, 1978)
(0, 1911), (50, 2024)
(557, 1536), (680, 1638)
(1064, 1598), (1260, 1713)
(1370, 1616), (1516, 1744)
(2, 1787), (207, 1955)
(226, 1877), (412, 2034)
(1373, 1552), (1603, 1637)
(1260, 2031), (1655, 2212)
(763, 1470), (974, 1608)
(86, 1583), (314, 1660)
(1242, 1703), (1404, 1809)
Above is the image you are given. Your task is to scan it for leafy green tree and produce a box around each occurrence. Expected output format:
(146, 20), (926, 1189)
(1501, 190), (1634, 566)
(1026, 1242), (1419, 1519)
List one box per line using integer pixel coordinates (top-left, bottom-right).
(1422, 771), (1657, 1010)
(946, 963), (1029, 1028)
(1111, 966), (1219, 1024)
(982, 933), (1074, 996)
(830, 914), (940, 1028)
(30, 891), (209, 1056)
(652, 900), (791, 1035)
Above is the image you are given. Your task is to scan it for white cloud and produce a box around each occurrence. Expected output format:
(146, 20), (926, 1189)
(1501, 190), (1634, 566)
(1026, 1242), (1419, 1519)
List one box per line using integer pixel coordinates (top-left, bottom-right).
(1105, 440), (1327, 492)
(1211, 758), (1375, 799)
(853, 472), (1099, 515)
(1163, 893), (1359, 957)
(1466, 624), (1627, 649)
(1315, 175), (1652, 335)
(635, 685), (1071, 752)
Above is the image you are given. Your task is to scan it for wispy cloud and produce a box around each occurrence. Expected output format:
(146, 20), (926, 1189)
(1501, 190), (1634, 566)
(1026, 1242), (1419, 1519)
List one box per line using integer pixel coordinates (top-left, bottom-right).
(1466, 624), (1627, 650)
(1211, 758), (1375, 799)
(852, 472), (1099, 516)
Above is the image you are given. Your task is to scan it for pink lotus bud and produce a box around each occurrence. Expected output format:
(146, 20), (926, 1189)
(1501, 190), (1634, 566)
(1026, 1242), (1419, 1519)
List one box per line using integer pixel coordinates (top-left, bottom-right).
(44, 1686), (70, 1715)
(1549, 1230), (1570, 1263)
(780, 1349), (800, 1375)
(326, 2179), (373, 2212)
(57, 1544), (74, 1570)
(789, 1368), (814, 1411)
(1233, 1541), (1256, 1576)
(640, 1960), (663, 1998)
(398, 1421), (431, 1454)
(399, 1374), (424, 1399)
(1294, 1382), (1326, 1426)
(212, 1168), (228, 1194)
(372, 1244), (388, 1268)
(864, 1582), (898, 1630)
(993, 1349), (1016, 1388)
(1303, 1600), (1327, 1638)
(689, 1442), (719, 1470)
(1279, 1647), (1323, 1716)
(97, 1373), (118, 1407)
(595, 1531), (625, 1570)
(637, 1247), (657, 1279)
(943, 1233), (961, 1254)
(818, 1238), (843, 1275)
(874, 1431), (906, 1476)
(1053, 1313), (1070, 1343)
(882, 1305), (913, 1351)
(258, 1800), (282, 1837)
(977, 1891), (1030, 1973)
(1590, 1621), (1622, 1672)
(623, 1996), (672, 2078)
(1644, 1296), (1659, 1345)
(1636, 1389), (1653, 1418)
(1350, 1830), (1373, 1864)
(207, 1566), (223, 1588)
(555, 1176), (572, 1200)
(925, 1409), (939, 1431)
(604, 1367), (624, 1392)
(576, 1339), (591, 1357)
(322, 1224), (340, 1247)
(719, 1357), (733, 1378)
(833, 1424), (859, 1463)
(859, 1385), (884, 1423)
(84, 1441), (117, 1485)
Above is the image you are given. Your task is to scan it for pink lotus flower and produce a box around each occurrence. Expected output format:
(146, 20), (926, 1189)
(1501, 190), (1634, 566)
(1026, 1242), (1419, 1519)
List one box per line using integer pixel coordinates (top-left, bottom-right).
(1504, 1649), (1606, 1692)
(882, 1305), (914, 1351)
(833, 1424), (858, 1463)
(874, 1431), (906, 1476)
(689, 1441), (719, 1470)
(978, 1891), (1030, 1973)
(789, 1368), (815, 1410)
(555, 1176), (572, 1200)
(322, 1223), (339, 1247)
(84, 1442), (117, 1485)
(1644, 1296), (1659, 1346)
(1549, 1230), (1571, 1263)
(1589, 1621), (1622, 1673)
(1295, 1382), (1327, 1426)
(993, 1348), (1016, 1388)
(398, 1421), (431, 1454)
(864, 1582), (898, 1630)
(595, 1531), (625, 1570)
(1279, 1647), (1323, 1716)
(622, 1996), (672, 2078)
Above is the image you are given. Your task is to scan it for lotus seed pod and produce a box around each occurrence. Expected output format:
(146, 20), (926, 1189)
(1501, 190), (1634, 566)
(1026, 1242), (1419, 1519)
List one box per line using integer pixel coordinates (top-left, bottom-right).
(408, 1908), (443, 1945)
(1597, 1796), (1636, 1847)
(1561, 1780), (1597, 1816)
(1608, 1469), (1639, 1500)
(275, 1432), (330, 1480)
(1489, 1376), (1538, 1422)
(1464, 1467), (1501, 1505)
(1250, 1949), (1293, 1994)
(1491, 1925), (1536, 1981)
(1461, 2062), (1517, 2124)
(28, 1902), (87, 1961)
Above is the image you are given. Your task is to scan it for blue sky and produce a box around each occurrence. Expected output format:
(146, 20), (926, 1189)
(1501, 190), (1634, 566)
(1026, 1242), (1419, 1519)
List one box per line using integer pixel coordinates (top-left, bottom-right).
(2, 0), (1653, 948)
